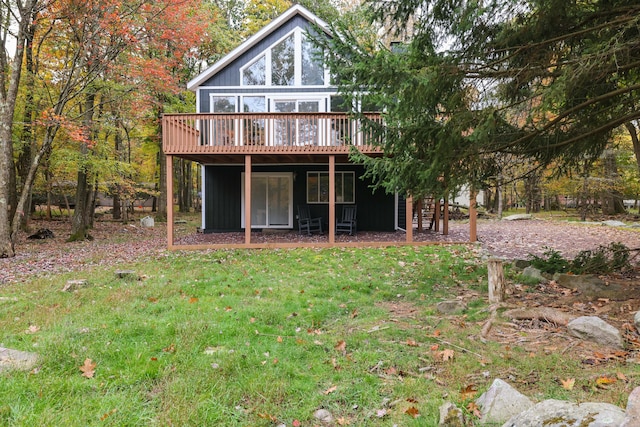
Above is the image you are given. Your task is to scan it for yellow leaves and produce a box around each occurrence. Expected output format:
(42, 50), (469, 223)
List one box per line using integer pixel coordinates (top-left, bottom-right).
(560, 378), (575, 390)
(323, 385), (337, 395)
(595, 376), (617, 388)
(79, 358), (96, 378)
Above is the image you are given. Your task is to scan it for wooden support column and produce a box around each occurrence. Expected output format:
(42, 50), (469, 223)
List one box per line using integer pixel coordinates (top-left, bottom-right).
(166, 154), (174, 249)
(405, 195), (413, 243)
(434, 200), (441, 232)
(443, 198), (449, 235)
(244, 155), (252, 245)
(329, 155), (335, 244)
(469, 189), (477, 242)
(417, 199), (423, 232)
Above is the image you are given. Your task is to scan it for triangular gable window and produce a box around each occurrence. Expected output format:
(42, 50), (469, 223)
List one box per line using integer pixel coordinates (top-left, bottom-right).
(241, 28), (325, 87)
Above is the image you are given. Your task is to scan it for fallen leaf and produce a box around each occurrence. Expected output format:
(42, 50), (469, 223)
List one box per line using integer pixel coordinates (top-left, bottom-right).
(79, 358), (96, 378)
(440, 349), (455, 362)
(25, 325), (40, 334)
(323, 385), (337, 395)
(335, 340), (346, 353)
(405, 406), (420, 418)
(224, 306), (232, 311)
(163, 343), (176, 353)
(350, 308), (358, 318)
(277, 336), (283, 343)
(406, 338), (418, 347)
(617, 372), (628, 382)
(561, 378), (575, 390)
(189, 297), (198, 303)
(460, 384), (477, 400)
(430, 344), (439, 351)
(257, 413), (276, 421)
(376, 408), (388, 418)
(292, 420), (301, 427)
(467, 401), (481, 418)
(337, 417), (350, 425)
(596, 376), (617, 388)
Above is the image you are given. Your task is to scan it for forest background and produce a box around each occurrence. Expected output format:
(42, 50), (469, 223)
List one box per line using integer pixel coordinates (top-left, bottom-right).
(0, 0), (639, 258)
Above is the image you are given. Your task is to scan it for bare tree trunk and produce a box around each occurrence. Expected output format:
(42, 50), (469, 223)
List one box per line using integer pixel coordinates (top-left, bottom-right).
(156, 107), (167, 222)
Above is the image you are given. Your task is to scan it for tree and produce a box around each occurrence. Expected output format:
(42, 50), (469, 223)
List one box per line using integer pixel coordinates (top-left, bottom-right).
(318, 0), (640, 200)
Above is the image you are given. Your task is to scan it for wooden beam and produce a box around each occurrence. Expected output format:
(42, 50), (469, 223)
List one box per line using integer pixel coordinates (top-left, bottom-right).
(329, 155), (335, 244)
(417, 198), (423, 232)
(443, 198), (449, 235)
(434, 199), (440, 232)
(245, 155), (252, 245)
(405, 195), (413, 242)
(166, 154), (174, 249)
(469, 189), (477, 242)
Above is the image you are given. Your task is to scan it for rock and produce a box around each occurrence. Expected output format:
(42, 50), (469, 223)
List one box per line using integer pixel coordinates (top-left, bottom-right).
(521, 266), (547, 283)
(115, 270), (138, 280)
(502, 214), (532, 221)
(621, 386), (640, 427)
(513, 259), (531, 269)
(634, 311), (640, 334)
(567, 316), (624, 349)
(0, 347), (39, 372)
(503, 307), (575, 326)
(436, 300), (467, 315)
(313, 408), (333, 424)
(502, 399), (625, 426)
(27, 228), (54, 239)
(438, 401), (465, 426)
(476, 378), (534, 425)
(62, 279), (89, 292)
(140, 216), (155, 227)
(602, 220), (626, 227)
(554, 274), (625, 300)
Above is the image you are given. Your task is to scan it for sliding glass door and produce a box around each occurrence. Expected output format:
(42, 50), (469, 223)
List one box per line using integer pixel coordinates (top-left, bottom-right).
(242, 173), (293, 228)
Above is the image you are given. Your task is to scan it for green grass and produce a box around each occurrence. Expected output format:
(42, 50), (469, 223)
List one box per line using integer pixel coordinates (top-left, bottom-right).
(0, 246), (635, 426)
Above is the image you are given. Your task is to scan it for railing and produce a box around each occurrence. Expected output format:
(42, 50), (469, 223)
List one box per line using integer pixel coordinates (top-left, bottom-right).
(162, 112), (383, 155)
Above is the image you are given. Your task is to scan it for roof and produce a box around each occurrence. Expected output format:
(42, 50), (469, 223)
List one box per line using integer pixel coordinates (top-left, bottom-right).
(187, 4), (331, 91)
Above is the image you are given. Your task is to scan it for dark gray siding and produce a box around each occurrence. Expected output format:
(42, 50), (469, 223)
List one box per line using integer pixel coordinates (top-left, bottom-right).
(202, 164), (396, 233)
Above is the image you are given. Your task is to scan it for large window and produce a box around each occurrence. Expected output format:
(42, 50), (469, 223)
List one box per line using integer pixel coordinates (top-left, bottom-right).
(307, 171), (355, 204)
(240, 29), (325, 87)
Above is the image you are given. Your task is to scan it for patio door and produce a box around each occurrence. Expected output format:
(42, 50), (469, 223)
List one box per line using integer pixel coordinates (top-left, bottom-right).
(272, 99), (322, 146)
(241, 173), (293, 228)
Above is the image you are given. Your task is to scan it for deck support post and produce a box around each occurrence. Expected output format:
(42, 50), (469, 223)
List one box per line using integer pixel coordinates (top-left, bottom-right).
(166, 154), (174, 249)
(245, 155), (252, 245)
(434, 199), (440, 232)
(405, 195), (413, 243)
(417, 198), (423, 232)
(329, 155), (335, 244)
(443, 197), (449, 235)
(469, 189), (477, 242)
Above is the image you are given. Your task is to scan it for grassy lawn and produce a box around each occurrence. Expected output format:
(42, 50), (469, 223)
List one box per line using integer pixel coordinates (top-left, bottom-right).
(0, 245), (636, 426)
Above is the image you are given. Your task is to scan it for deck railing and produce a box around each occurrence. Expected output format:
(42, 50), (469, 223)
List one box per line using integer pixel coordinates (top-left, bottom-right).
(162, 112), (383, 154)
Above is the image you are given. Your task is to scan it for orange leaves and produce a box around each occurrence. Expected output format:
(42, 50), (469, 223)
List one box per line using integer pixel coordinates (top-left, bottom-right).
(405, 406), (420, 418)
(560, 378), (575, 390)
(79, 358), (97, 378)
(460, 384), (477, 400)
(323, 385), (337, 395)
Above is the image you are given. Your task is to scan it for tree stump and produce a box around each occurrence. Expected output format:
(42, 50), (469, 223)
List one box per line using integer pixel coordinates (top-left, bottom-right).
(487, 259), (505, 303)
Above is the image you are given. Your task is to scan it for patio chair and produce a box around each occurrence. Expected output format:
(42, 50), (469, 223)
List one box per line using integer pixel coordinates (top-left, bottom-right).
(298, 205), (323, 235)
(336, 205), (357, 235)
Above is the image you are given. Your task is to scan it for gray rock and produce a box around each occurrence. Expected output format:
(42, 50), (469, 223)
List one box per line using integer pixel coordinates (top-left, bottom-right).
(115, 270), (137, 280)
(62, 279), (89, 292)
(0, 347), (39, 372)
(436, 300), (467, 315)
(476, 378), (534, 425)
(313, 408), (333, 424)
(554, 274), (625, 300)
(521, 266), (546, 283)
(502, 214), (532, 221)
(621, 386), (640, 427)
(502, 399), (625, 426)
(634, 311), (640, 334)
(567, 316), (624, 349)
(438, 401), (465, 426)
(513, 259), (531, 269)
(602, 220), (626, 227)
(140, 216), (155, 227)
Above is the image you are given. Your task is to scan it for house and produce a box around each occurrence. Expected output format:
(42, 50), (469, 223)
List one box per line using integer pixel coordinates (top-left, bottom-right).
(162, 5), (473, 248)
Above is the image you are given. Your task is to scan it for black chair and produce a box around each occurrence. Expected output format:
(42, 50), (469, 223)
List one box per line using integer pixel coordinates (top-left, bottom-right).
(336, 205), (357, 235)
(298, 205), (322, 235)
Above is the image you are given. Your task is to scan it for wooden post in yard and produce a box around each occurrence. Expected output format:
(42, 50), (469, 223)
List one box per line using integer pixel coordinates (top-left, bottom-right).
(166, 154), (174, 249)
(329, 155), (335, 244)
(487, 258), (505, 303)
(245, 155), (252, 245)
(469, 189), (477, 242)
(405, 195), (413, 242)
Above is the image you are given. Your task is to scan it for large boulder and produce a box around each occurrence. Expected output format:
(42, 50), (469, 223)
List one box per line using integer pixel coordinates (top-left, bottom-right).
(554, 274), (625, 300)
(503, 399), (625, 426)
(0, 347), (39, 372)
(621, 386), (640, 427)
(476, 379), (534, 425)
(567, 316), (624, 349)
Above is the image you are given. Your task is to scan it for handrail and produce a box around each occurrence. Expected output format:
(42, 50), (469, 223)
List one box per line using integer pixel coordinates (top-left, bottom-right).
(162, 112), (382, 154)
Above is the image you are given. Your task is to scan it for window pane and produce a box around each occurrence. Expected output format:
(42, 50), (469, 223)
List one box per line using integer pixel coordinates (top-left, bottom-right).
(243, 97), (266, 146)
(251, 177), (267, 226)
(243, 96), (265, 112)
(272, 34), (295, 86)
(343, 173), (355, 203)
(301, 37), (324, 85)
(268, 177), (289, 226)
(307, 173), (319, 203)
(212, 96), (236, 112)
(335, 173), (343, 203)
(243, 55), (266, 85)
(319, 172), (329, 203)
